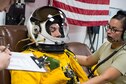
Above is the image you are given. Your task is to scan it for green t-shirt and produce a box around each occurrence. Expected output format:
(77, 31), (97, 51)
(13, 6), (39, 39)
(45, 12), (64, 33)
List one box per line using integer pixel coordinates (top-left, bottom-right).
(93, 41), (126, 84)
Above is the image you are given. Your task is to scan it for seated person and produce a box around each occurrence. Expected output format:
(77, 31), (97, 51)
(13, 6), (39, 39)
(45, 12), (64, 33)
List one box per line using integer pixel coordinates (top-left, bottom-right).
(10, 6), (88, 84)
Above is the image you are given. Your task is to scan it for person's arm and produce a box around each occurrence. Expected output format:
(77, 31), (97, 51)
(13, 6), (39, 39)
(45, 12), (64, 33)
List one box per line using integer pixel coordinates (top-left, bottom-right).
(0, 46), (11, 70)
(76, 55), (97, 66)
(81, 67), (121, 84)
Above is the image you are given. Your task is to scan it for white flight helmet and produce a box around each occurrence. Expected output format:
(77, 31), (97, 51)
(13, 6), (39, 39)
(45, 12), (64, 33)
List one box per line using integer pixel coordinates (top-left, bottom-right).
(27, 6), (69, 46)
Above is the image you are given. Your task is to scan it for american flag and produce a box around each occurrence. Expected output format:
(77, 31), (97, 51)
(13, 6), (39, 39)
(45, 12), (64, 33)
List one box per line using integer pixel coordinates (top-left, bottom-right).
(51, 0), (110, 27)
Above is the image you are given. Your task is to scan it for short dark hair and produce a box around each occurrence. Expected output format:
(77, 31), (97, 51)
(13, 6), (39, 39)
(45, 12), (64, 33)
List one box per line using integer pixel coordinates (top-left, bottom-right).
(112, 10), (126, 39)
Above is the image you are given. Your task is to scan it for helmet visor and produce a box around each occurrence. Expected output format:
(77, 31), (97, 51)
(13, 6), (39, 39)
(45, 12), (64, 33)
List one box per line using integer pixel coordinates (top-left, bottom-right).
(45, 14), (67, 39)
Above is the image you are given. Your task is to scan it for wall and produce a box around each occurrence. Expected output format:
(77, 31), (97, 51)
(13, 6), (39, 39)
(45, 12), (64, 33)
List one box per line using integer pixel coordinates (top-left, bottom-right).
(25, 0), (48, 24)
(110, 0), (126, 10)
(0, 11), (6, 25)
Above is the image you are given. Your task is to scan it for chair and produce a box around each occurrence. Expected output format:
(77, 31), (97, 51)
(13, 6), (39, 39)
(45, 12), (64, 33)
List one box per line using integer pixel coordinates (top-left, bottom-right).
(67, 42), (92, 74)
(0, 25), (28, 52)
(0, 25), (92, 84)
(67, 42), (92, 56)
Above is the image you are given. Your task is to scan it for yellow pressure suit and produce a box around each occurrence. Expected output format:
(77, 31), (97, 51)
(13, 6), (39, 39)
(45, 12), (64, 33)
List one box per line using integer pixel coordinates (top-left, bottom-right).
(10, 48), (88, 84)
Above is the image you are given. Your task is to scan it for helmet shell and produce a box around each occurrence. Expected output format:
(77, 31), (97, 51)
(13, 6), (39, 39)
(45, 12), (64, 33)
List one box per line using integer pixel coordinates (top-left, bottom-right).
(27, 6), (69, 45)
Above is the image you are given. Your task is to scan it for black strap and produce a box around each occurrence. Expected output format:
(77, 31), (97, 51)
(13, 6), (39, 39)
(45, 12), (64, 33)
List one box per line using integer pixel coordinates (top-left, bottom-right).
(88, 43), (126, 78)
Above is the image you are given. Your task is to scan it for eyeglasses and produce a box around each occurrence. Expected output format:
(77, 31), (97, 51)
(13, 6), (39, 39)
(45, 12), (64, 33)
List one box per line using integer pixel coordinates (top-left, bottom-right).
(106, 25), (123, 33)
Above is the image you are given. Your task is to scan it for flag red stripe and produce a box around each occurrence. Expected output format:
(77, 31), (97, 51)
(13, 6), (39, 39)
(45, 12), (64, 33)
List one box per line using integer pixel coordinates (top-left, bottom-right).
(53, 0), (109, 15)
(67, 18), (108, 26)
(52, 0), (109, 26)
(76, 0), (109, 4)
